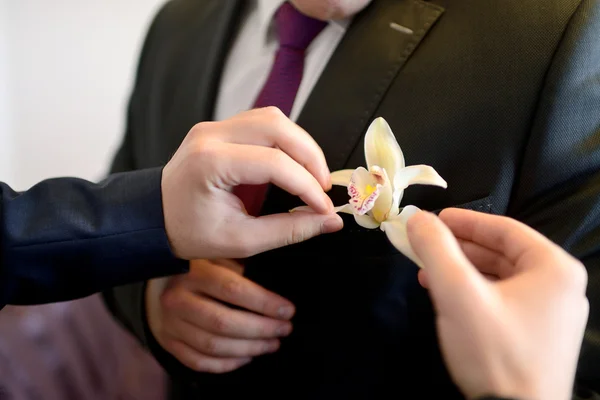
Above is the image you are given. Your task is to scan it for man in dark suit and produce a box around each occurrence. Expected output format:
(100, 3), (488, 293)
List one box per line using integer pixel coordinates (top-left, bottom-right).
(103, 0), (600, 398)
(0, 108), (341, 309)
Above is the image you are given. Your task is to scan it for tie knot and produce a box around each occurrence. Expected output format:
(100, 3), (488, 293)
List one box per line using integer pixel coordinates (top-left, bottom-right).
(275, 2), (328, 50)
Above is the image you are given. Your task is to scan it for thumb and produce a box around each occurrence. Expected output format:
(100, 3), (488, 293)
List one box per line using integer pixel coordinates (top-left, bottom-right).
(407, 211), (486, 311)
(241, 211), (343, 256)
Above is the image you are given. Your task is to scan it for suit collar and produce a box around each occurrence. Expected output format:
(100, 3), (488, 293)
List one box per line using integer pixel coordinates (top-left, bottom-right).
(296, 0), (445, 171)
(162, 0), (245, 149)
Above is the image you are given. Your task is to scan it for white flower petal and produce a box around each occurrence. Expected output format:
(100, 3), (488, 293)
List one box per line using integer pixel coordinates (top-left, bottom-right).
(364, 117), (405, 186)
(392, 188), (404, 211)
(394, 165), (448, 192)
(389, 202), (400, 220)
(354, 213), (380, 229)
(331, 169), (354, 187)
(380, 205), (424, 268)
(333, 204), (379, 228)
(292, 204), (356, 215)
(334, 204), (354, 214)
(348, 167), (382, 215)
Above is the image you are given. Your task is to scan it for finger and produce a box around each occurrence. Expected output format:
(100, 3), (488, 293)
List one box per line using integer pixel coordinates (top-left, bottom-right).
(194, 261), (296, 320)
(417, 269), (428, 288)
(209, 107), (331, 190)
(418, 268), (499, 289)
(458, 239), (515, 279)
(166, 339), (252, 373)
(175, 292), (293, 339)
(218, 143), (333, 214)
(189, 259), (244, 277)
(407, 210), (486, 309)
(419, 239), (518, 283)
(171, 318), (280, 358)
(438, 208), (563, 265)
(214, 258), (245, 275)
(236, 211), (344, 257)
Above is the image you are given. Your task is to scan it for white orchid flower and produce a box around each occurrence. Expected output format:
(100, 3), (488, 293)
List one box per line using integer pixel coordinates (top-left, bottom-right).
(294, 117), (447, 267)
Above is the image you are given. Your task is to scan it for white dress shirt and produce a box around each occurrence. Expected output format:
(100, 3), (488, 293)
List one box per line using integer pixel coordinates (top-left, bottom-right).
(214, 0), (350, 123)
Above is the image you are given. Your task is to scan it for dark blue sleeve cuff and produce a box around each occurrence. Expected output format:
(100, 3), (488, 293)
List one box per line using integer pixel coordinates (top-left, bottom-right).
(0, 167), (189, 307)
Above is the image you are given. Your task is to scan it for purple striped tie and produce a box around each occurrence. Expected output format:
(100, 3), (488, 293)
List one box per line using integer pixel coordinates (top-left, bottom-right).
(234, 2), (327, 217)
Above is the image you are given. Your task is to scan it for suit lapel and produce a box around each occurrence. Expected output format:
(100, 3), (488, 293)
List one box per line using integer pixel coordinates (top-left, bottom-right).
(297, 0), (445, 171)
(163, 0), (244, 151)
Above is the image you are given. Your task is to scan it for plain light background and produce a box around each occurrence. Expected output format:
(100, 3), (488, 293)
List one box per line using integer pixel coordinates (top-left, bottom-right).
(0, 0), (167, 191)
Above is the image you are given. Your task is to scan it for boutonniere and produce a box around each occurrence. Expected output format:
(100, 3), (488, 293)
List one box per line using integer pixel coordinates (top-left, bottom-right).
(293, 117), (447, 267)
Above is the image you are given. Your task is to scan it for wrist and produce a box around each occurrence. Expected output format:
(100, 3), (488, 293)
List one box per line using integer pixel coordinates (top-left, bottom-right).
(160, 165), (184, 259)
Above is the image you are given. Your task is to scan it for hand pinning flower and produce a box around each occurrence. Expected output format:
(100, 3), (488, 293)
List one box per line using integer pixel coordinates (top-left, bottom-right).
(293, 117), (447, 267)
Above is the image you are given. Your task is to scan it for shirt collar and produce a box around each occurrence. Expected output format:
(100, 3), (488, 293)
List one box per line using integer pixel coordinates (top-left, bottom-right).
(257, 0), (351, 44)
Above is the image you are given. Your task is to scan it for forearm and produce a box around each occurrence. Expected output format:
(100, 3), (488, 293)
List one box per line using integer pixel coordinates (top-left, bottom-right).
(0, 168), (188, 308)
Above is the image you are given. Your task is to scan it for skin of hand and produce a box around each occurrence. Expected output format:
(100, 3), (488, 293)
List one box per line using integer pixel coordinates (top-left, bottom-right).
(407, 208), (589, 400)
(161, 106), (344, 261)
(146, 258), (295, 373)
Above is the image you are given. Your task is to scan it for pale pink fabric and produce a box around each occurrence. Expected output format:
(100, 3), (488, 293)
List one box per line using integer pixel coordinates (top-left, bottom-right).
(0, 295), (166, 400)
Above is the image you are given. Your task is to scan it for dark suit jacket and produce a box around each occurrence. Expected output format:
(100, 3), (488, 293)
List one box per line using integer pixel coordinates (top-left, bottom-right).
(102, 0), (600, 398)
(0, 168), (188, 309)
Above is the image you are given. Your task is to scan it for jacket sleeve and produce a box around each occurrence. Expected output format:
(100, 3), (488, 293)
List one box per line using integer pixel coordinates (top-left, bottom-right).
(0, 168), (189, 309)
(506, 0), (600, 397)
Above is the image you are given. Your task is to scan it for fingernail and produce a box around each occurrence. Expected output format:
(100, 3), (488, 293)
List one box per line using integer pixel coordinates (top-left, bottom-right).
(322, 215), (343, 234)
(322, 165), (332, 189)
(265, 341), (280, 353)
(323, 192), (334, 212)
(239, 358), (252, 366)
(276, 324), (292, 336)
(277, 305), (295, 319)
